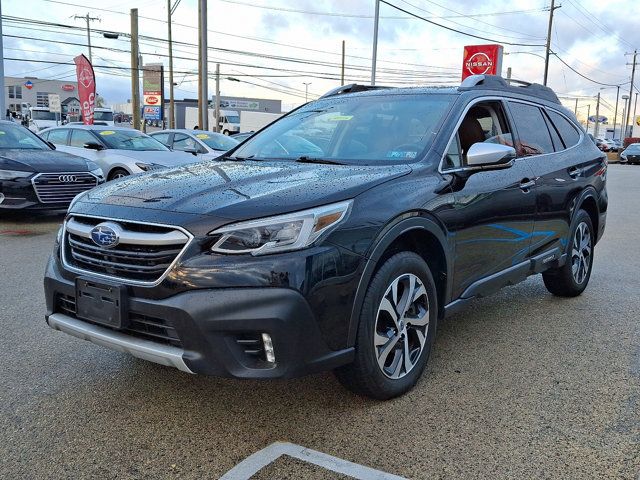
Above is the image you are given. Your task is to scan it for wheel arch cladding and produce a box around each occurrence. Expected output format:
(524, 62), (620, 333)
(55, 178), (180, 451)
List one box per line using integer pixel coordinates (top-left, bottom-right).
(578, 194), (599, 242)
(347, 215), (451, 346)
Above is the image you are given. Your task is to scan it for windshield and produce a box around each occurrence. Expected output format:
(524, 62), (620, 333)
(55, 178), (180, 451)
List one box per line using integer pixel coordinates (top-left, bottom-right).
(194, 132), (239, 151)
(97, 130), (169, 151)
(0, 123), (50, 150)
(626, 144), (640, 152)
(232, 94), (454, 164)
(224, 115), (240, 124)
(31, 110), (56, 121)
(94, 111), (114, 121)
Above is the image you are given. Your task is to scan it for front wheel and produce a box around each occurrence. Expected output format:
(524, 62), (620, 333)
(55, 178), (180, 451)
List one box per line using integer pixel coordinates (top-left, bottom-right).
(543, 209), (594, 297)
(108, 168), (130, 181)
(335, 252), (438, 400)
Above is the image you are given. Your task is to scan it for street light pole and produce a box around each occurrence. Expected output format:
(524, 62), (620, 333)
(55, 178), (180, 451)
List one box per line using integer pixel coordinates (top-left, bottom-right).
(303, 82), (312, 102)
(621, 94), (629, 139)
(198, 0), (208, 130)
(594, 91), (601, 138)
(73, 13), (100, 64)
(624, 49), (637, 140)
(371, 0), (380, 86)
(613, 86), (620, 140)
(167, 0), (175, 128)
(130, 9), (141, 131)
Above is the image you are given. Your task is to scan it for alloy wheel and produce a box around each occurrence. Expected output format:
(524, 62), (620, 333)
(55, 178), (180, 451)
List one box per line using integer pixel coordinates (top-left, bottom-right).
(374, 273), (429, 379)
(571, 221), (591, 285)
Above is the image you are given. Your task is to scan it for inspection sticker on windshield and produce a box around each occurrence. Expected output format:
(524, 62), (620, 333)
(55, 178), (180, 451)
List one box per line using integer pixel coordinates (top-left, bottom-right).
(99, 130), (116, 136)
(328, 115), (353, 121)
(387, 151), (417, 159)
(195, 133), (210, 139)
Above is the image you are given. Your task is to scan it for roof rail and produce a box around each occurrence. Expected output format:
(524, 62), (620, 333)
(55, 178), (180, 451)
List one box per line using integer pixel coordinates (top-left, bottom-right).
(319, 83), (394, 99)
(459, 74), (560, 104)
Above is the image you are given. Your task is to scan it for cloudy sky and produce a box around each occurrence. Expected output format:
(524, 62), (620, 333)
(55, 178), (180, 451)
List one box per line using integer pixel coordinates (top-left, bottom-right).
(3, 0), (640, 120)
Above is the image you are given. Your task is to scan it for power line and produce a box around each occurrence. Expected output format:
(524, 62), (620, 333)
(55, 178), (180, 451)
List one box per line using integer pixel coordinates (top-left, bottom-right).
(553, 53), (630, 87)
(379, 0), (546, 47)
(395, 0), (547, 41)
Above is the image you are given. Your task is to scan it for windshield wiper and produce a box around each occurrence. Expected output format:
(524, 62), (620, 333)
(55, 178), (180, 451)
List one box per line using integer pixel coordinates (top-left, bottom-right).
(220, 154), (256, 162)
(295, 156), (345, 165)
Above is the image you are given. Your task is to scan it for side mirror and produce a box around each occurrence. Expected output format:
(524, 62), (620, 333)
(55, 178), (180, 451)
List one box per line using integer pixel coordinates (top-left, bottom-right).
(184, 147), (199, 156)
(83, 142), (105, 151)
(466, 142), (516, 169)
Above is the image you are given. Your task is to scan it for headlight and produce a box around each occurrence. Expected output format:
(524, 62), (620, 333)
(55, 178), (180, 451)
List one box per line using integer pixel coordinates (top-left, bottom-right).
(0, 169), (33, 180)
(135, 162), (164, 172)
(86, 162), (104, 178)
(210, 200), (352, 255)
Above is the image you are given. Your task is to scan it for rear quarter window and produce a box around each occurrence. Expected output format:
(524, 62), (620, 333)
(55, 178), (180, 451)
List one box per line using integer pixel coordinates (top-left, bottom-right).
(547, 110), (581, 148)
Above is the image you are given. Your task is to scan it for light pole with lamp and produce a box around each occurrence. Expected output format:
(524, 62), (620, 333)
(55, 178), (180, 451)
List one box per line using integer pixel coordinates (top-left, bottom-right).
(303, 82), (312, 103)
(621, 94), (629, 141)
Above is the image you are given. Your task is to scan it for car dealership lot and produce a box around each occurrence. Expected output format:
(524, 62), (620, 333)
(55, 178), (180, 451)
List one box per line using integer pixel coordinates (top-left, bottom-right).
(1, 165), (638, 479)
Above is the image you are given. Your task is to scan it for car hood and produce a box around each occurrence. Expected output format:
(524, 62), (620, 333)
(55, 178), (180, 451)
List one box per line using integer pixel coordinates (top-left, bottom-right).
(0, 149), (90, 173)
(77, 160), (412, 219)
(113, 150), (200, 167)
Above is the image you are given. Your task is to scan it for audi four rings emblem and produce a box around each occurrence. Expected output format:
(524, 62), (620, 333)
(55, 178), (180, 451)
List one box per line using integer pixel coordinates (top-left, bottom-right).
(58, 175), (78, 183)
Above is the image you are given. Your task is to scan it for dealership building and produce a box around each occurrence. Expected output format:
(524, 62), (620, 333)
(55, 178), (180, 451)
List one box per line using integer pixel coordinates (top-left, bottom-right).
(3, 76), (80, 116)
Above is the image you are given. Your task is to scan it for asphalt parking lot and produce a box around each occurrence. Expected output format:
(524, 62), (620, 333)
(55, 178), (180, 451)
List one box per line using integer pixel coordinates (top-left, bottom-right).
(1, 165), (638, 479)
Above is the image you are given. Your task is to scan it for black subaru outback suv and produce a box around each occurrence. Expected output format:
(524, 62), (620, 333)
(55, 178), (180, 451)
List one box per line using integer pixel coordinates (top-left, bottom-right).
(44, 75), (607, 399)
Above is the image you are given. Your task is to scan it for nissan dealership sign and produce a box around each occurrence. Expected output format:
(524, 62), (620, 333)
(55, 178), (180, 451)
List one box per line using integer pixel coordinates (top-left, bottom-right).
(462, 44), (504, 80)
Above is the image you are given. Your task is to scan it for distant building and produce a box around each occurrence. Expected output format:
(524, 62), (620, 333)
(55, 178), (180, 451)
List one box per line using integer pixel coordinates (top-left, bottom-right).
(4, 76), (80, 117)
(111, 96), (283, 129)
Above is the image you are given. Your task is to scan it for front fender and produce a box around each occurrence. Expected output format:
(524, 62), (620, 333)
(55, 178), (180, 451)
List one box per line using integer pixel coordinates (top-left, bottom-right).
(346, 213), (452, 346)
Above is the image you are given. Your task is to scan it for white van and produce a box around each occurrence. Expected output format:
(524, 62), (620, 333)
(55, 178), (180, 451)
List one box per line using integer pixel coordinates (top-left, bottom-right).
(92, 108), (115, 126)
(28, 107), (59, 132)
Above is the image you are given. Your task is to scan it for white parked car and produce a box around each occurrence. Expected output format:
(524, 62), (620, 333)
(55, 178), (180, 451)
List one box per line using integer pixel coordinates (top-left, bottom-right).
(39, 125), (200, 180)
(149, 129), (239, 160)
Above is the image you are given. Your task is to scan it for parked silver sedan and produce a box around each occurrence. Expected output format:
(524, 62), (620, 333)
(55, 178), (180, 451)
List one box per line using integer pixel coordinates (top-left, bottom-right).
(39, 125), (200, 180)
(149, 129), (239, 160)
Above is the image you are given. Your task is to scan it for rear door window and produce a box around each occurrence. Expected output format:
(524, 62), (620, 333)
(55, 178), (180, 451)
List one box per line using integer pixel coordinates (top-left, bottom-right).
(507, 102), (554, 156)
(547, 110), (581, 148)
(46, 129), (70, 145)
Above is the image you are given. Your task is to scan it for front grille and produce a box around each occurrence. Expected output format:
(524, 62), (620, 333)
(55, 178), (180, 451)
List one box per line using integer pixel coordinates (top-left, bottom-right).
(63, 216), (192, 284)
(55, 294), (182, 348)
(32, 172), (98, 204)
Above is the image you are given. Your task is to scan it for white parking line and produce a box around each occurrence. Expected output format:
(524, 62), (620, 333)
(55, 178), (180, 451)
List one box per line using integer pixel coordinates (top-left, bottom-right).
(220, 442), (407, 480)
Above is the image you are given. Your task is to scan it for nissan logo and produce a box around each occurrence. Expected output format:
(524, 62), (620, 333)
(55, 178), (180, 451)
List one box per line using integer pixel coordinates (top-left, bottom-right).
(58, 175), (78, 183)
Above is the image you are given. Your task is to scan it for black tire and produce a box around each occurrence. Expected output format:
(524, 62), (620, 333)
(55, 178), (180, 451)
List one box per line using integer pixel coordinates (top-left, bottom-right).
(542, 209), (594, 297)
(223, 130), (230, 136)
(335, 252), (438, 400)
(108, 168), (130, 181)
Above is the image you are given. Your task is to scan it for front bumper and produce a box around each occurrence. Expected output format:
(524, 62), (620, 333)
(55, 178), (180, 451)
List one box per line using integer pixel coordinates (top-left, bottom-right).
(44, 260), (354, 379)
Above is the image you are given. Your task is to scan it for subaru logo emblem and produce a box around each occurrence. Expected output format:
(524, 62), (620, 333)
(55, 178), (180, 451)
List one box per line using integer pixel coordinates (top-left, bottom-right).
(58, 175), (78, 183)
(90, 222), (121, 248)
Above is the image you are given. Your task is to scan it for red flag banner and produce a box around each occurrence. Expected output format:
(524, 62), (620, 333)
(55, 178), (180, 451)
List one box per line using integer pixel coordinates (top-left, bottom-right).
(74, 54), (96, 125)
(461, 44), (504, 81)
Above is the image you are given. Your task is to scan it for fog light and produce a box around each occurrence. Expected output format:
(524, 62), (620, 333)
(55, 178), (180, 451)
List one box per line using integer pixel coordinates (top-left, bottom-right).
(261, 333), (275, 363)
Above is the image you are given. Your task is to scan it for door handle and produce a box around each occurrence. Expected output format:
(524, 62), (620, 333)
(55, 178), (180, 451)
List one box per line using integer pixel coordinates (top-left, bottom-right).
(568, 166), (581, 178)
(519, 179), (536, 191)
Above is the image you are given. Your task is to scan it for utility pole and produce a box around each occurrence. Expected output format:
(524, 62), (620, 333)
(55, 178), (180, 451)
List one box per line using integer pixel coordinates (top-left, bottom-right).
(198, 0), (208, 130)
(633, 92), (638, 129)
(613, 85), (620, 140)
(594, 91), (601, 138)
(130, 9), (141, 131)
(167, 0), (176, 128)
(73, 13), (100, 64)
(371, 0), (380, 85)
(624, 49), (637, 140)
(341, 40), (346, 85)
(574, 98), (578, 115)
(214, 63), (220, 133)
(543, 0), (560, 86)
(0, 1), (5, 118)
(303, 82), (312, 102)
(586, 104), (591, 132)
(506, 67), (512, 81)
